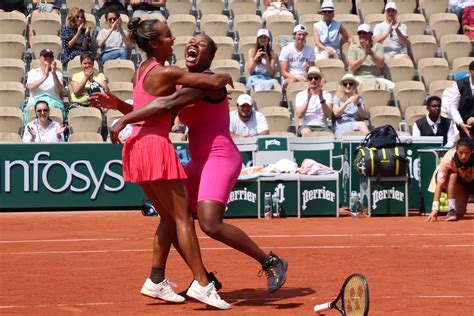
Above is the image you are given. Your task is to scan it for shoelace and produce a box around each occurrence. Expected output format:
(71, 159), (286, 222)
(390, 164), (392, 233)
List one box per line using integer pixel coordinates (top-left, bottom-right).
(161, 279), (179, 294)
(257, 258), (275, 278)
(205, 282), (222, 300)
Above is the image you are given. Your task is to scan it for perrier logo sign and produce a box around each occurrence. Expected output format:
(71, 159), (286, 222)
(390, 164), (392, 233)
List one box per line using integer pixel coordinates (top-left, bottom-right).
(228, 187), (257, 203)
(372, 187), (404, 209)
(301, 186), (336, 210)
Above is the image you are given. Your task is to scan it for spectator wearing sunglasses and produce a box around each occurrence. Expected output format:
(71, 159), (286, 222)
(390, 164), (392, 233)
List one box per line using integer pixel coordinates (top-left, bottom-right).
(295, 67), (333, 136)
(332, 74), (369, 138)
(61, 7), (93, 67)
(22, 100), (66, 143)
(97, 8), (133, 63)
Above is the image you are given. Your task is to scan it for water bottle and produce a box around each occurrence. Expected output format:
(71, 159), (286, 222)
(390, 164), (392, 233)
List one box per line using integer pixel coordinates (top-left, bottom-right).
(272, 192), (280, 218)
(350, 191), (361, 217)
(264, 192), (273, 220)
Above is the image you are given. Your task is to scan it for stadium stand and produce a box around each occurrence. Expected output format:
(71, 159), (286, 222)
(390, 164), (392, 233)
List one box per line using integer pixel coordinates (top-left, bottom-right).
(233, 14), (262, 37)
(0, 58), (25, 83)
(0, 107), (23, 134)
(67, 107), (103, 134)
(200, 14), (230, 37)
(250, 82), (283, 110)
(68, 132), (104, 142)
(369, 105), (402, 130)
(259, 106), (291, 133)
(0, 132), (22, 143)
(393, 80), (427, 118)
(293, 0), (321, 17)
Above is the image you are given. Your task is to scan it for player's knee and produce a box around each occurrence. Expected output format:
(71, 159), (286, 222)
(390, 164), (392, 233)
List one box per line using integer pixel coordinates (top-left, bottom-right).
(448, 173), (458, 184)
(199, 220), (221, 238)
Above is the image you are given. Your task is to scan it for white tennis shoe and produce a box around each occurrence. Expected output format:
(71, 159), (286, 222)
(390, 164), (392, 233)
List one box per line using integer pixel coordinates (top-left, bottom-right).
(140, 278), (185, 303)
(186, 280), (231, 310)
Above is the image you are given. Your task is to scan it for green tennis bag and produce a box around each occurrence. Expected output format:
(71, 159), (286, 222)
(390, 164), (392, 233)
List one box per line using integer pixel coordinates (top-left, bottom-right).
(354, 146), (408, 177)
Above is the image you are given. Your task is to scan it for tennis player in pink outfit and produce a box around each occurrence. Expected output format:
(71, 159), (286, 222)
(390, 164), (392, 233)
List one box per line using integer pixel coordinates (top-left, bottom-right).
(109, 34), (288, 294)
(90, 19), (232, 310)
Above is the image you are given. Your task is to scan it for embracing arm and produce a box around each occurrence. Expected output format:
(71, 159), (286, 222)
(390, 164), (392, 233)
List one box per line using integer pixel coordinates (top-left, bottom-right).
(165, 66), (233, 90)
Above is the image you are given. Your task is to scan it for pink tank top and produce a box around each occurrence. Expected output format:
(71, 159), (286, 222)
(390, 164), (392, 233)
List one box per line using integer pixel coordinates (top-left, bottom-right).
(131, 60), (171, 137)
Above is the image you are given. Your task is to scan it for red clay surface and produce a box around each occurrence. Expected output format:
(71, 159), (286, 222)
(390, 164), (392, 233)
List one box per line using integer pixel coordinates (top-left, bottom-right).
(1, 209), (473, 315)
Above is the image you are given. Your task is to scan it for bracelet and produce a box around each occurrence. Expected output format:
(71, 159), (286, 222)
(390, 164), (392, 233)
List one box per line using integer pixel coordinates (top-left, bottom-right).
(432, 201), (439, 211)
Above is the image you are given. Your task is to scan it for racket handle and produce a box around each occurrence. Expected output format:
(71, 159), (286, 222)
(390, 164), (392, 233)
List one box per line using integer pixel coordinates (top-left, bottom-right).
(314, 302), (331, 313)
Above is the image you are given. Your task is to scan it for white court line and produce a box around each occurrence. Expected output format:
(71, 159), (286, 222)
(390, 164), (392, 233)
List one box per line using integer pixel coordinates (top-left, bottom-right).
(1, 232), (473, 244)
(3, 244), (474, 255)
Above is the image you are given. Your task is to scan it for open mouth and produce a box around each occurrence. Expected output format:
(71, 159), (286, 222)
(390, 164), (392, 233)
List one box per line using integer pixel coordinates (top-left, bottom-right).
(186, 47), (199, 63)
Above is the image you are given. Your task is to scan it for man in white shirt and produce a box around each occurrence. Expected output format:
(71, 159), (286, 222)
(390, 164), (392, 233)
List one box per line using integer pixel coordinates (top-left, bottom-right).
(412, 96), (456, 148)
(279, 24), (316, 87)
(295, 67), (333, 136)
(229, 94), (269, 138)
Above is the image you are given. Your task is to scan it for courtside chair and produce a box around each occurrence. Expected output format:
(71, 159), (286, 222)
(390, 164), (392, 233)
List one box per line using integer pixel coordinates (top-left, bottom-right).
(315, 59), (345, 84)
(27, 106), (63, 124)
(418, 57), (449, 90)
(0, 58), (25, 83)
(0, 82), (25, 109)
(250, 82), (283, 110)
(393, 80), (427, 118)
(332, 0), (353, 14)
(299, 14), (323, 35)
(429, 80), (454, 98)
(359, 88), (391, 114)
(167, 14), (197, 37)
(233, 14), (262, 37)
(65, 0), (95, 13)
(213, 36), (236, 60)
(196, 0), (226, 15)
(200, 14), (230, 37)
(166, 0), (193, 15)
(31, 12), (62, 36)
(390, 0), (418, 14)
(398, 13), (427, 36)
(30, 35), (62, 60)
(105, 109), (124, 128)
(173, 36), (193, 61)
(334, 14), (361, 36)
(0, 107), (23, 134)
(103, 59), (136, 83)
(260, 106), (291, 133)
(0, 132), (21, 143)
(385, 58), (415, 82)
(68, 132), (104, 143)
(369, 106), (402, 130)
(364, 14), (385, 31)
(429, 13), (460, 43)
(108, 82), (133, 101)
(266, 14), (295, 37)
(226, 81), (246, 110)
(67, 107), (103, 134)
(0, 11), (26, 35)
(407, 34), (437, 66)
(0, 34), (26, 59)
(293, 0), (321, 17)
(99, 14), (129, 29)
(228, 0), (258, 16)
(355, 0), (385, 20)
(211, 59), (242, 82)
(419, 0), (449, 21)
(452, 57), (474, 74)
(440, 34), (472, 67)
(66, 58), (99, 76)
(404, 105), (428, 133)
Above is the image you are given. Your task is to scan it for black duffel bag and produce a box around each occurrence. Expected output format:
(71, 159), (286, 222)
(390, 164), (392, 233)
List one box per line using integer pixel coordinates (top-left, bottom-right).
(354, 146), (408, 178)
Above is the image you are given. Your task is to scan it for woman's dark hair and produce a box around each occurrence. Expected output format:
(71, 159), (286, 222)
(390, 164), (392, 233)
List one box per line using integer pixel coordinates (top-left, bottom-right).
(34, 100), (50, 111)
(80, 51), (94, 63)
(106, 8), (120, 20)
(456, 138), (474, 150)
(253, 39), (273, 62)
(128, 17), (162, 55)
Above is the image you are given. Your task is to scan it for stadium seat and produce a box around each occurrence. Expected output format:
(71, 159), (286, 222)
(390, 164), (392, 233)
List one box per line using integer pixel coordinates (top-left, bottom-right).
(429, 13), (460, 42)
(213, 36), (236, 60)
(108, 82), (133, 101)
(31, 12), (62, 36)
(0, 132), (21, 142)
(299, 14), (323, 35)
(0, 11), (26, 35)
(251, 83), (283, 110)
(397, 13), (426, 36)
(303, 131), (335, 138)
(322, 81), (339, 97)
(286, 81), (308, 110)
(200, 14), (230, 37)
(68, 107), (103, 134)
(66, 0), (95, 13)
(266, 14), (295, 37)
(27, 106), (63, 124)
(260, 106), (291, 133)
(369, 106), (402, 130)
(233, 14), (262, 37)
(418, 57), (449, 90)
(364, 14), (385, 31)
(407, 34), (437, 65)
(452, 57), (474, 74)
(355, 0), (385, 19)
(359, 88), (391, 113)
(226, 81), (246, 110)
(166, 0), (193, 15)
(228, 0), (257, 16)
(173, 36), (193, 61)
(211, 59), (241, 82)
(393, 80), (426, 117)
(105, 109), (123, 128)
(103, 59), (136, 83)
(0, 58), (25, 83)
(30, 35), (62, 59)
(270, 131), (296, 137)
(0, 34), (26, 59)
(385, 58), (415, 82)
(440, 34), (472, 67)
(315, 59), (345, 83)
(419, 0), (448, 20)
(167, 14), (196, 37)
(404, 105), (428, 133)
(68, 132), (104, 143)
(66, 58), (98, 75)
(334, 14), (361, 35)
(429, 80), (454, 98)
(293, 1), (322, 17)
(196, 0), (225, 15)
(390, 0), (418, 14)
(0, 107), (23, 133)
(238, 35), (258, 64)
(0, 82), (25, 108)
(332, 0), (353, 14)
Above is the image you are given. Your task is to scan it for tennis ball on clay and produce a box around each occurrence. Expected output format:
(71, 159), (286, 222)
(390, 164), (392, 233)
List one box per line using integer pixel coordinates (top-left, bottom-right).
(439, 197), (447, 205)
(440, 205), (449, 212)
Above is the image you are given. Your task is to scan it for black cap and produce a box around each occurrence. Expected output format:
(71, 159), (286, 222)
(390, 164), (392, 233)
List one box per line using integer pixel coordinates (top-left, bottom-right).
(469, 61), (474, 71)
(40, 49), (54, 58)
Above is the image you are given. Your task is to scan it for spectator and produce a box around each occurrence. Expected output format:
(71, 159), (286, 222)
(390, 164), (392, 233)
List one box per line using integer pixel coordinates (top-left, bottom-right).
(279, 24), (315, 87)
(24, 49), (65, 124)
(130, 0), (166, 21)
(31, 0), (61, 14)
(295, 67), (333, 136)
(245, 28), (279, 91)
(0, 0), (26, 14)
(373, 2), (410, 60)
(412, 96), (456, 148)
(313, 1), (353, 60)
(61, 7), (93, 67)
(229, 94), (269, 138)
(262, 0), (293, 22)
(22, 100), (66, 143)
(332, 73), (369, 138)
(449, 0), (474, 33)
(70, 52), (109, 108)
(98, 0), (130, 18)
(462, 4), (474, 39)
(97, 8), (133, 63)
(348, 24), (394, 91)
(449, 61), (474, 139)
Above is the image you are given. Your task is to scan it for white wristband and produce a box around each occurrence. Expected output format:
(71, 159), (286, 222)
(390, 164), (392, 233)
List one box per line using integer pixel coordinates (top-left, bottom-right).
(432, 201), (439, 211)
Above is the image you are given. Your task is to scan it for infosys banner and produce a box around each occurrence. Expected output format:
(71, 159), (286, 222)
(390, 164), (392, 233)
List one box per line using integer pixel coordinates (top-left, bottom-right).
(0, 144), (145, 210)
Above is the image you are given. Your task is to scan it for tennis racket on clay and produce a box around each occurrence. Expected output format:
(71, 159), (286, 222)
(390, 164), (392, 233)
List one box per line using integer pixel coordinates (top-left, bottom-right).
(314, 273), (369, 316)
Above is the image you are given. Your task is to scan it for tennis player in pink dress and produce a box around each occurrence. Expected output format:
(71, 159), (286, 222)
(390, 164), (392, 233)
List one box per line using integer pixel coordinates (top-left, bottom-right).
(108, 34), (288, 294)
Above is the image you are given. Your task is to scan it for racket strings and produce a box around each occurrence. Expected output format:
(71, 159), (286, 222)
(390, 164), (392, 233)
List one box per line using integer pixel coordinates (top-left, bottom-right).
(344, 276), (368, 316)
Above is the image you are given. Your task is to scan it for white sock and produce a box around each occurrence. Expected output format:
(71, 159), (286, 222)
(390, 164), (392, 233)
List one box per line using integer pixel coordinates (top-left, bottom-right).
(448, 199), (456, 210)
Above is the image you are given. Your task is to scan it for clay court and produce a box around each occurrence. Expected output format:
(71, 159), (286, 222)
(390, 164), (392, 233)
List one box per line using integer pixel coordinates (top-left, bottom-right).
(1, 209), (473, 315)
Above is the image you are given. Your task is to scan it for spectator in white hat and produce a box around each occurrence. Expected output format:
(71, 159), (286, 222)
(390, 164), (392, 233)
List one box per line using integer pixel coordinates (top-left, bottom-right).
(348, 24), (394, 91)
(279, 24), (316, 87)
(313, 1), (353, 60)
(245, 28), (279, 91)
(229, 94), (270, 138)
(295, 67), (333, 136)
(262, 0), (293, 22)
(373, 2), (410, 60)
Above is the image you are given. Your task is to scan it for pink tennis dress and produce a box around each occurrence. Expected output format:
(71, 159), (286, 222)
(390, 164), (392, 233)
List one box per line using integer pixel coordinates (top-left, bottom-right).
(179, 94), (242, 212)
(121, 61), (187, 183)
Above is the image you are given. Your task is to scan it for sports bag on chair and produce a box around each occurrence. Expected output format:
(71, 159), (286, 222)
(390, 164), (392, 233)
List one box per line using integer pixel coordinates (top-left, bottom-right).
(360, 124), (400, 148)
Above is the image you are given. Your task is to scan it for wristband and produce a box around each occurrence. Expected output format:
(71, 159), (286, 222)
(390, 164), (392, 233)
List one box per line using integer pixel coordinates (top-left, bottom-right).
(432, 201), (439, 211)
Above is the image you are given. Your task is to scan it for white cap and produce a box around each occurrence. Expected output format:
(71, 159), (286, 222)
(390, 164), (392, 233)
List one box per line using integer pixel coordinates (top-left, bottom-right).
(306, 66), (323, 79)
(319, 1), (335, 12)
(385, 2), (397, 11)
(257, 28), (270, 38)
(293, 24), (308, 34)
(339, 73), (359, 86)
(357, 23), (372, 33)
(237, 94), (253, 106)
